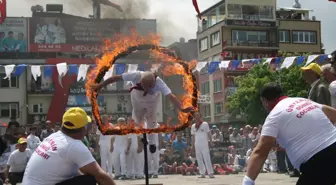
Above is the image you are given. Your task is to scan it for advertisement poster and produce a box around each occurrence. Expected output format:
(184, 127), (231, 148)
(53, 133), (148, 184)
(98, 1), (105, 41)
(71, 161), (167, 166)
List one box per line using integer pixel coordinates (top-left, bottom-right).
(0, 17), (28, 52)
(29, 17), (120, 52)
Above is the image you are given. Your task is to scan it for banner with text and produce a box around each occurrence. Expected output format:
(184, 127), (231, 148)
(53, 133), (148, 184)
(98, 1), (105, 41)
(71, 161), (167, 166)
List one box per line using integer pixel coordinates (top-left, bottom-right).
(29, 17), (120, 52)
(0, 17), (28, 52)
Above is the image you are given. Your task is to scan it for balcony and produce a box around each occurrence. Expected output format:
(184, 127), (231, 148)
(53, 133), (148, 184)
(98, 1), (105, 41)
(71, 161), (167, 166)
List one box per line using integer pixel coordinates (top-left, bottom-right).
(223, 40), (279, 51)
(27, 85), (130, 94)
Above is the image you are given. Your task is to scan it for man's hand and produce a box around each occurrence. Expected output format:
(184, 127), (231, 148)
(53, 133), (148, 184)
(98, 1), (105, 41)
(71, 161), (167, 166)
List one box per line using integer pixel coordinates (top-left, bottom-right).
(181, 107), (194, 113)
(90, 83), (103, 91)
(137, 146), (143, 153)
(125, 148), (130, 155)
(110, 146), (114, 153)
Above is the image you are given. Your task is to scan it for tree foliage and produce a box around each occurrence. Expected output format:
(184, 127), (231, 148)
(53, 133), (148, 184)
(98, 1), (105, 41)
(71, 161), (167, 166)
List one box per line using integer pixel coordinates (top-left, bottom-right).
(226, 52), (310, 125)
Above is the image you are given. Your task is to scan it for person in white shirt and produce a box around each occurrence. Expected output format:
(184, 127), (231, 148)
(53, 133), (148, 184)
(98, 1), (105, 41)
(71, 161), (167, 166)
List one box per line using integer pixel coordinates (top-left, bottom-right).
(96, 115), (113, 174)
(243, 83), (336, 185)
(5, 138), (31, 185)
(27, 127), (41, 151)
(92, 71), (194, 154)
(111, 117), (128, 180)
(22, 107), (115, 185)
(191, 112), (214, 178)
(321, 64), (336, 108)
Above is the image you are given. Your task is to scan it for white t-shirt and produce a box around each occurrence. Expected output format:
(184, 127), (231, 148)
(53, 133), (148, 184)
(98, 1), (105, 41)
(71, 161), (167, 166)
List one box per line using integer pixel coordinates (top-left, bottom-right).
(27, 134), (41, 151)
(191, 122), (210, 148)
(7, 149), (32, 172)
(122, 71), (172, 96)
(329, 80), (336, 108)
(261, 97), (336, 169)
(113, 135), (128, 150)
(22, 131), (96, 185)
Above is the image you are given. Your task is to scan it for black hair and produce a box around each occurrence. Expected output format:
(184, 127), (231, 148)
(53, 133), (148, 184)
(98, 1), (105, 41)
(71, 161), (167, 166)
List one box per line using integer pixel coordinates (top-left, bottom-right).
(260, 83), (285, 101)
(61, 122), (84, 134)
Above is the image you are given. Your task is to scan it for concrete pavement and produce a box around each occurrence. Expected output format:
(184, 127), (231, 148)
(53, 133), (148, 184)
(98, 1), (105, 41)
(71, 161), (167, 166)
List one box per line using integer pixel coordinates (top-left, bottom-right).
(114, 173), (298, 185)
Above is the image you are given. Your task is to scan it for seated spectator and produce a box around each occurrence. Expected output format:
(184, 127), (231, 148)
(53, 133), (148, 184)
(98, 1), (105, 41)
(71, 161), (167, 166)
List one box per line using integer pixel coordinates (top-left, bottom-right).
(5, 138), (31, 185)
(229, 128), (242, 148)
(172, 134), (188, 156)
(227, 146), (244, 172)
(264, 147), (278, 173)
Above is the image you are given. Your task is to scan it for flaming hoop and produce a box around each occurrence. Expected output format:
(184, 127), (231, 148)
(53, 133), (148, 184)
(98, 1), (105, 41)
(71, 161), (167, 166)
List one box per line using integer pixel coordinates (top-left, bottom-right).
(85, 31), (198, 135)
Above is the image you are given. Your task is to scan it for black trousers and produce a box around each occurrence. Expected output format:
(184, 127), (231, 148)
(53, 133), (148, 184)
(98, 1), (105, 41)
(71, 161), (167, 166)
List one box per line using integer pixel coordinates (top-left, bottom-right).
(56, 175), (97, 185)
(8, 172), (24, 185)
(276, 150), (287, 172)
(297, 142), (336, 185)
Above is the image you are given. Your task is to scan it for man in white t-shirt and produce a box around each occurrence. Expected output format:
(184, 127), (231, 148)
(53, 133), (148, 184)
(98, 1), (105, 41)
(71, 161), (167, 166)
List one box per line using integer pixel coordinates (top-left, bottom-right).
(5, 138), (31, 185)
(27, 127), (41, 151)
(22, 107), (115, 185)
(111, 117), (128, 180)
(242, 83), (336, 185)
(96, 115), (113, 174)
(191, 112), (214, 178)
(92, 71), (194, 153)
(322, 63), (336, 108)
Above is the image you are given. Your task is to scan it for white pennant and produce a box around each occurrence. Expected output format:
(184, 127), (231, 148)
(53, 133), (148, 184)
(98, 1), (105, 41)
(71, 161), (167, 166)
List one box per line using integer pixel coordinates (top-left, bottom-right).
(127, 64), (138, 73)
(195, 61), (207, 72)
(263, 58), (273, 65)
(305, 55), (319, 66)
(281, 57), (297, 69)
(56, 63), (68, 77)
(77, 64), (90, 82)
(219, 61), (230, 69)
(31, 65), (41, 81)
(3, 65), (15, 80)
(103, 65), (115, 81)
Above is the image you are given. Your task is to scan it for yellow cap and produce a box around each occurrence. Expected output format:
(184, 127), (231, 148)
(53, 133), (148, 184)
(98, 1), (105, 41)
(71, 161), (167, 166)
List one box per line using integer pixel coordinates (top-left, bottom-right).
(301, 63), (322, 75)
(17, 137), (27, 144)
(62, 107), (91, 129)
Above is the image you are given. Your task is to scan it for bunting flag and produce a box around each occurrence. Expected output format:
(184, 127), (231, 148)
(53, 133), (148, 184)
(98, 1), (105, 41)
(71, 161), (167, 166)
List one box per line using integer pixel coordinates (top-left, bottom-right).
(0, 53), (331, 83)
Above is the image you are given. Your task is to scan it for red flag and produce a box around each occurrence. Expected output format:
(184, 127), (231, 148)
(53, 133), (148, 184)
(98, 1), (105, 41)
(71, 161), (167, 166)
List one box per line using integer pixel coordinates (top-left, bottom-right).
(99, 0), (123, 12)
(0, 0), (7, 24)
(192, 0), (201, 20)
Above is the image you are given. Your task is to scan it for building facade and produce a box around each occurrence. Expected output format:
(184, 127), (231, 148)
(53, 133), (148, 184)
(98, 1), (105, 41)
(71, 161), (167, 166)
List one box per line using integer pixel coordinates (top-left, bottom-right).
(196, 0), (323, 125)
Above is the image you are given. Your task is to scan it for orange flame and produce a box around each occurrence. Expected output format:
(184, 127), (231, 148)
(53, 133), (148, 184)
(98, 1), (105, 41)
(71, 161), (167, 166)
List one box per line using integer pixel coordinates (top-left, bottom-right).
(85, 30), (198, 135)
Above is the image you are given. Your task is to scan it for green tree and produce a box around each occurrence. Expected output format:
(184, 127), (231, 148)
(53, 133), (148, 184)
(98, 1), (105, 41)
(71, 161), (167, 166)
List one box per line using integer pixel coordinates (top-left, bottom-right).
(226, 53), (310, 125)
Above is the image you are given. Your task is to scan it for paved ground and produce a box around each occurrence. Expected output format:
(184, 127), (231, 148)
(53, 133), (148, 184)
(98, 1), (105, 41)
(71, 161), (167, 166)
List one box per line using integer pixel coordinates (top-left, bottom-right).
(115, 173), (298, 185)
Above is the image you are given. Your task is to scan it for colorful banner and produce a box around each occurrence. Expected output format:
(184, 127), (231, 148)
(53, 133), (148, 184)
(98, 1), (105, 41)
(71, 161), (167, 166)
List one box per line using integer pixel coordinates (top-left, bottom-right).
(0, 17), (28, 52)
(29, 17), (120, 52)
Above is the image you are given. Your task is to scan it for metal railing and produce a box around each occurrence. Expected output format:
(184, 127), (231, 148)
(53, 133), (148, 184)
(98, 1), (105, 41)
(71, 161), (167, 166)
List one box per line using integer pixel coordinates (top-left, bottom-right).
(224, 40), (279, 48)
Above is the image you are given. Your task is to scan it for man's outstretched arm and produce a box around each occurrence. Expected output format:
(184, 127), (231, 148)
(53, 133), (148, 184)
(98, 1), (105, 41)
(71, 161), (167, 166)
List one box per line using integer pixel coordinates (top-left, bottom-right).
(92, 75), (122, 90)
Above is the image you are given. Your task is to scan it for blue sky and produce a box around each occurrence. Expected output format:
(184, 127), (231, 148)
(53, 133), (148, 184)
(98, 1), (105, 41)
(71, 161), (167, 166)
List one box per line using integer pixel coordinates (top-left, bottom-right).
(7, 0), (336, 53)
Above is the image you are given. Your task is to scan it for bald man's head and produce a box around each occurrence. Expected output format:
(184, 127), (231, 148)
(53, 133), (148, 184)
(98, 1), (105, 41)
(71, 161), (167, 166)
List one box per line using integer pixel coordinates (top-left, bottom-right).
(140, 71), (156, 91)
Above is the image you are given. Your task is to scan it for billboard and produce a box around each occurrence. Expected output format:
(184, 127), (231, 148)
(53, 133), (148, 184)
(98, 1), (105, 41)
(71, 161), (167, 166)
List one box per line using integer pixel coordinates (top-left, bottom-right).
(29, 17), (120, 52)
(0, 17), (28, 52)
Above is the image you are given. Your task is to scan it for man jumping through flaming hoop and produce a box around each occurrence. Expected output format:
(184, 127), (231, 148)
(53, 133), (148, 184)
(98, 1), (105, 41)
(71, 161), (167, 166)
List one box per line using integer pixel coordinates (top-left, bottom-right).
(92, 71), (194, 153)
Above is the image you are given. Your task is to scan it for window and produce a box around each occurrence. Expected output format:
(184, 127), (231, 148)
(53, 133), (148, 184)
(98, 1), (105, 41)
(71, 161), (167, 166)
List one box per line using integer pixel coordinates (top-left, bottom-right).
(0, 103), (18, 118)
(292, 31), (317, 44)
(211, 32), (220, 47)
(201, 105), (211, 118)
(201, 82), (210, 95)
(117, 103), (127, 112)
(199, 38), (208, 51)
(0, 74), (18, 88)
(259, 6), (273, 20)
(215, 102), (223, 115)
(242, 5), (259, 20)
(214, 79), (222, 92)
(279, 30), (290, 42)
(32, 104), (43, 114)
(116, 81), (124, 90)
(232, 30), (268, 43)
(227, 4), (242, 18)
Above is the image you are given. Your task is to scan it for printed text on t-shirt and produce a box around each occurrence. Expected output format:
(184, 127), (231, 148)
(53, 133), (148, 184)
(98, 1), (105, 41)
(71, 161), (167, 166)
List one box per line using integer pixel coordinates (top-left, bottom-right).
(35, 138), (57, 160)
(286, 99), (319, 118)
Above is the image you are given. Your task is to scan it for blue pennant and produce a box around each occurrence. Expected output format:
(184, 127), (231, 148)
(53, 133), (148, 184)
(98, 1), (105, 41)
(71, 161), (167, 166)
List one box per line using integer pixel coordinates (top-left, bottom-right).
(116, 64), (126, 75)
(317, 54), (328, 63)
(296, 56), (306, 66)
(275, 57), (282, 64)
(68, 65), (79, 76)
(231, 60), (240, 69)
(138, 64), (146, 71)
(44, 65), (54, 79)
(13, 64), (27, 77)
(208, 61), (220, 74)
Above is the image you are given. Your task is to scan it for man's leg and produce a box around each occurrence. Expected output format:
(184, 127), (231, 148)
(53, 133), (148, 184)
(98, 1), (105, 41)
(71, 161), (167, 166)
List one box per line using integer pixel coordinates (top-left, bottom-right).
(147, 149), (154, 175)
(112, 150), (121, 177)
(276, 150), (286, 173)
(126, 149), (136, 178)
(100, 142), (108, 172)
(152, 149), (160, 176)
(144, 95), (160, 153)
(56, 175), (96, 185)
(119, 148), (127, 177)
(201, 147), (214, 177)
(195, 146), (206, 177)
(107, 149), (114, 176)
(135, 151), (144, 178)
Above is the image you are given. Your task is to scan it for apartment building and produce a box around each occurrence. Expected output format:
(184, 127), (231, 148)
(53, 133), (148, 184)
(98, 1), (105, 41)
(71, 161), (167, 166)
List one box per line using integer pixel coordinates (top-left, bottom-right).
(196, 0), (322, 125)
